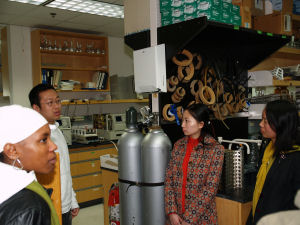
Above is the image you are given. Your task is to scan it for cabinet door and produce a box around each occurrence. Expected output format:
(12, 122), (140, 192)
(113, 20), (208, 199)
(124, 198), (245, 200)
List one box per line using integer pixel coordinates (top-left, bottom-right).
(72, 172), (102, 190)
(216, 197), (252, 225)
(71, 159), (100, 176)
(70, 147), (116, 162)
(76, 186), (104, 203)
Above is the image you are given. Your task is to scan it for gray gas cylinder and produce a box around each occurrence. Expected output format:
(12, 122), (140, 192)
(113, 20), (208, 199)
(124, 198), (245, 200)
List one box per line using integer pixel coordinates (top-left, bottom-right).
(141, 127), (172, 225)
(118, 107), (143, 225)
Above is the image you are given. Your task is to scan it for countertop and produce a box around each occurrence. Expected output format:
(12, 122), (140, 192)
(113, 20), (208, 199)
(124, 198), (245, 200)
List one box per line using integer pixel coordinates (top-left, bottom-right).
(217, 186), (254, 203)
(68, 140), (117, 149)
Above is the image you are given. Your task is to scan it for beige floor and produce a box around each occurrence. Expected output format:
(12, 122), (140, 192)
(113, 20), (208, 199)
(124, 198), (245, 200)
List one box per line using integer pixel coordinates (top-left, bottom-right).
(73, 204), (104, 225)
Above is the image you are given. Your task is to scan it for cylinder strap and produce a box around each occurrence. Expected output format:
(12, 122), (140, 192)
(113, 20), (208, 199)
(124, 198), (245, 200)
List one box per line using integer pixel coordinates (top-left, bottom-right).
(118, 178), (165, 190)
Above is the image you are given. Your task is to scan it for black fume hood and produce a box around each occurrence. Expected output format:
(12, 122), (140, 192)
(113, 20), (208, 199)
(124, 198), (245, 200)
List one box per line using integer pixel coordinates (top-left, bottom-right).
(125, 16), (290, 71)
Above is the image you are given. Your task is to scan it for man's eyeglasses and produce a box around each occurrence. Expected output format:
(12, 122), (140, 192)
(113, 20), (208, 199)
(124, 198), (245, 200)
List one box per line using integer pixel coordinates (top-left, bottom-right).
(41, 99), (61, 107)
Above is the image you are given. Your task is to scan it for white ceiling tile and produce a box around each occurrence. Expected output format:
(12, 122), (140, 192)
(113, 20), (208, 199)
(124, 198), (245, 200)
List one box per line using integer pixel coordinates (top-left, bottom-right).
(67, 14), (120, 26)
(0, 0), (125, 39)
(26, 6), (82, 21)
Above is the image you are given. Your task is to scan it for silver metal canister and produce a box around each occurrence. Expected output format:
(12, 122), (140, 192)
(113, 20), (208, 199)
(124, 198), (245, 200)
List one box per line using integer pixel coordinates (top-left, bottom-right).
(141, 127), (171, 225)
(118, 107), (143, 225)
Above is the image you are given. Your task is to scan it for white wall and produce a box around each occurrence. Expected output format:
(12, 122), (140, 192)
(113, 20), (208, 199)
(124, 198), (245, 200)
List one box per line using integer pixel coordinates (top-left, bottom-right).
(108, 36), (134, 77)
(7, 25), (32, 107)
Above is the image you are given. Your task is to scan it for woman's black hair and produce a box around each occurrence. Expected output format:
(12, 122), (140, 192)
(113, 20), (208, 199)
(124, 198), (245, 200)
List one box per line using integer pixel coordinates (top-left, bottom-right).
(185, 103), (214, 139)
(265, 100), (299, 156)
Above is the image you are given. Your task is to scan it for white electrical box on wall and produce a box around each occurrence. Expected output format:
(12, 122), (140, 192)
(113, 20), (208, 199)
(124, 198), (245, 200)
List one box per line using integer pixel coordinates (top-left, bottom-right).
(133, 44), (166, 93)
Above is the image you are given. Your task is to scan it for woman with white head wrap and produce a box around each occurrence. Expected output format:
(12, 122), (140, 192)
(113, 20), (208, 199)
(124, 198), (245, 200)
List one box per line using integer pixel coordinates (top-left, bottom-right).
(0, 105), (60, 225)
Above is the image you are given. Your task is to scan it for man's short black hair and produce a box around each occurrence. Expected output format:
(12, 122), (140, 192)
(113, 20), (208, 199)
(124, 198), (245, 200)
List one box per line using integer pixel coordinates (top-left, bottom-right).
(29, 84), (56, 107)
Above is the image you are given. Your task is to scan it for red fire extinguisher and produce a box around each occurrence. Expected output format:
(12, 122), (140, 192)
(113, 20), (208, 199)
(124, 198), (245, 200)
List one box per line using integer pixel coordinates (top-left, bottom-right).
(108, 183), (120, 225)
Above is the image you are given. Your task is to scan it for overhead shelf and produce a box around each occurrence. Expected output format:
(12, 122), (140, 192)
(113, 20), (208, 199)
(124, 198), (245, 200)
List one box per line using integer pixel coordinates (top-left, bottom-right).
(273, 79), (300, 86)
(125, 17), (290, 71)
(61, 99), (149, 105)
(41, 66), (107, 71)
(41, 50), (106, 57)
(278, 46), (300, 55)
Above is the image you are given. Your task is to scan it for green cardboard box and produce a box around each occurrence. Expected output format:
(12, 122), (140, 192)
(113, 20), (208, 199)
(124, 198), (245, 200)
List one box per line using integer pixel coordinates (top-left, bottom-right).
(231, 14), (241, 26)
(161, 18), (172, 26)
(184, 13), (198, 21)
(197, 7), (221, 22)
(220, 10), (231, 23)
(161, 14), (185, 26)
(198, 0), (222, 10)
(171, 0), (184, 7)
(172, 7), (185, 17)
(184, 0), (198, 3)
(222, 0), (232, 3)
(231, 4), (240, 15)
(160, 0), (171, 12)
(161, 4), (185, 20)
(161, 10), (172, 20)
(221, 1), (231, 13)
(171, 16), (185, 24)
(184, 2), (198, 14)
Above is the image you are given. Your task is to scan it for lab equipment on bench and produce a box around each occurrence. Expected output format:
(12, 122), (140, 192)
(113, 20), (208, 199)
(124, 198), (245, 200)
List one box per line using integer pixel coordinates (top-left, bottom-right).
(57, 116), (72, 145)
(97, 114), (126, 141)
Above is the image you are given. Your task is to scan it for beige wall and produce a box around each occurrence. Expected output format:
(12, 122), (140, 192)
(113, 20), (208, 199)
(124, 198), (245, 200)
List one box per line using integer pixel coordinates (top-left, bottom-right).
(124, 0), (150, 35)
(108, 36), (133, 77)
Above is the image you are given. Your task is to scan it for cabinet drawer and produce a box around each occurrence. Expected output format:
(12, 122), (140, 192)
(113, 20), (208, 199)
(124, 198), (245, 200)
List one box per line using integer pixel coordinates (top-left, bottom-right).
(73, 172), (102, 190)
(70, 147), (117, 162)
(71, 160), (100, 176)
(76, 186), (104, 203)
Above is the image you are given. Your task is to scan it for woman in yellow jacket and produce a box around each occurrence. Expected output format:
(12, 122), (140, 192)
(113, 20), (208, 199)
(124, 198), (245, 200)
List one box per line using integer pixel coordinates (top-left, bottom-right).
(247, 100), (300, 225)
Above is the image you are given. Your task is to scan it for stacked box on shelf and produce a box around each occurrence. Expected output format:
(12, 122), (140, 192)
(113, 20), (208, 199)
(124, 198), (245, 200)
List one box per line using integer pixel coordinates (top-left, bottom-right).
(231, 3), (241, 25)
(271, 0), (282, 11)
(197, 0), (222, 22)
(294, 0), (300, 15)
(184, 0), (198, 21)
(160, 0), (185, 26)
(160, 0), (241, 26)
(220, 0), (231, 23)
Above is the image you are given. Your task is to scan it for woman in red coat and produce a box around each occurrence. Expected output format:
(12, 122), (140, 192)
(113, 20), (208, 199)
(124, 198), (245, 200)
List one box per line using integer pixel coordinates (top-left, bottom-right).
(165, 104), (225, 225)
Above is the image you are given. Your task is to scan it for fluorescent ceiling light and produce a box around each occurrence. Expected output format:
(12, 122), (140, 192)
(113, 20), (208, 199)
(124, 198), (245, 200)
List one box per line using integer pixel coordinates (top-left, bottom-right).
(9, 0), (124, 18)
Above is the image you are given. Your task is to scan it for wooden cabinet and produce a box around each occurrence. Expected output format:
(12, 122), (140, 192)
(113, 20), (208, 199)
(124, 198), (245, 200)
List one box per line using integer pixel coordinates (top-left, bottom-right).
(31, 29), (109, 91)
(216, 197), (252, 225)
(69, 143), (117, 203)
